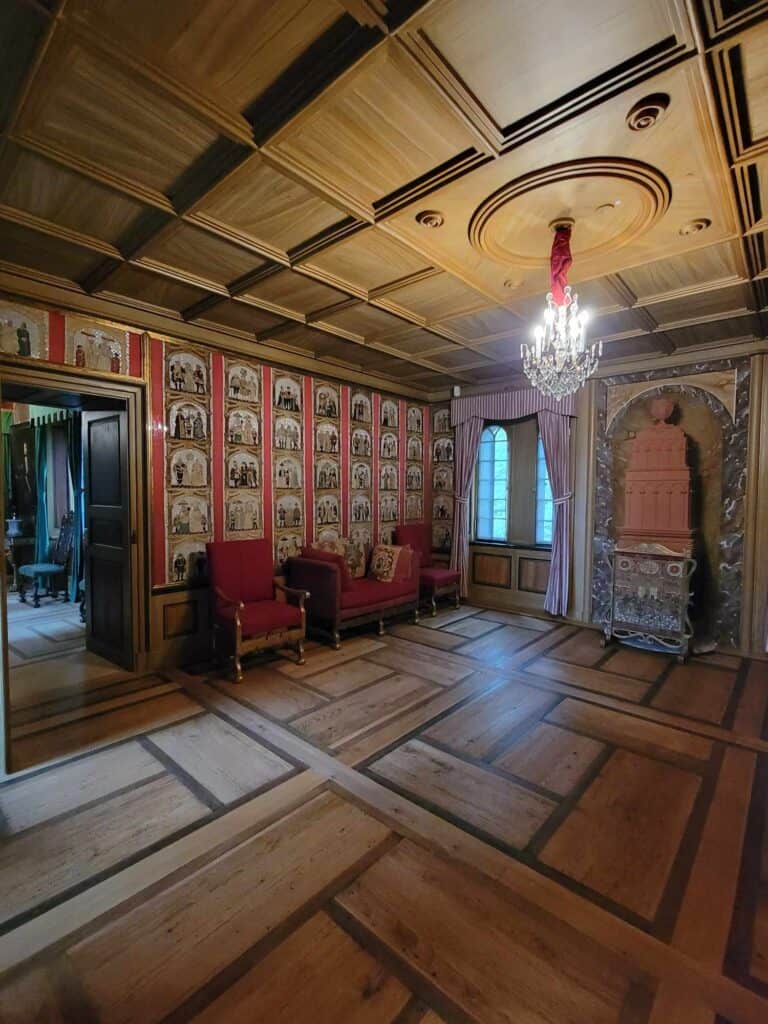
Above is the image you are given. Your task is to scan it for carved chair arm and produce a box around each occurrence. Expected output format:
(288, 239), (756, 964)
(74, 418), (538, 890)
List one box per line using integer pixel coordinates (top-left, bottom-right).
(213, 585), (244, 610)
(274, 579), (310, 610)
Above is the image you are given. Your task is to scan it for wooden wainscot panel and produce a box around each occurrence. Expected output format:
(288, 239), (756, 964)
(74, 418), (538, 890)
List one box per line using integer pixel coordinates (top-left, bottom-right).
(163, 598), (199, 639)
(473, 551), (512, 588)
(468, 544), (551, 613)
(518, 556), (550, 595)
(149, 587), (211, 669)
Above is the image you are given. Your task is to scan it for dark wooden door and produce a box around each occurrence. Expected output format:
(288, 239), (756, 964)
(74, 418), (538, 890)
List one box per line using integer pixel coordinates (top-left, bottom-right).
(82, 409), (133, 669)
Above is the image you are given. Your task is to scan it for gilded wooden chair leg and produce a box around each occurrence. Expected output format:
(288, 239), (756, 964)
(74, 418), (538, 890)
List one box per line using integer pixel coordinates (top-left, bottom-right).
(430, 595), (437, 617)
(331, 629), (341, 650)
(377, 619), (385, 636)
(296, 638), (305, 665)
(454, 587), (461, 609)
(233, 655), (243, 684)
(413, 605), (420, 624)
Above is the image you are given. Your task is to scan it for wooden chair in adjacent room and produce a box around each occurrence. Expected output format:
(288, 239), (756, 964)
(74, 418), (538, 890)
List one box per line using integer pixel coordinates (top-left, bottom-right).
(18, 511), (75, 608)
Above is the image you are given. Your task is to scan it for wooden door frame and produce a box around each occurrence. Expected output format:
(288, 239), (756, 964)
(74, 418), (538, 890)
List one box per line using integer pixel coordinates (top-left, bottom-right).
(0, 360), (149, 778)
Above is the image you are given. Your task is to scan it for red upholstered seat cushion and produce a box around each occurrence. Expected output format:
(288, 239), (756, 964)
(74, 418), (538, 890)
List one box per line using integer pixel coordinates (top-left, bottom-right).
(207, 539), (274, 604)
(339, 576), (416, 610)
(216, 599), (301, 638)
(394, 524), (432, 568)
(420, 566), (459, 592)
(301, 546), (353, 590)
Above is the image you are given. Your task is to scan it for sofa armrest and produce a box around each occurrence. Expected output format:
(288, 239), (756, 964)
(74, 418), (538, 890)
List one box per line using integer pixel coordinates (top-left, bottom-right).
(274, 579), (309, 611)
(285, 557), (341, 616)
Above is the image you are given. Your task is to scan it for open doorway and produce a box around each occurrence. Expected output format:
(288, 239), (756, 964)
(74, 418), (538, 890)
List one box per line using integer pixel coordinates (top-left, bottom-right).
(2, 380), (134, 737)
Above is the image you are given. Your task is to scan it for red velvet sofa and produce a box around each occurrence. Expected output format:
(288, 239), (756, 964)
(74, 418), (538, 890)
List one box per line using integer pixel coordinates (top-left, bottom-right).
(395, 524), (460, 616)
(285, 546), (420, 648)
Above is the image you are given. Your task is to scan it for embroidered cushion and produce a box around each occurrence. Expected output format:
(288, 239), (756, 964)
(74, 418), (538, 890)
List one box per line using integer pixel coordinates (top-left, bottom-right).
(367, 544), (403, 583)
(343, 538), (368, 579)
(315, 537), (367, 580)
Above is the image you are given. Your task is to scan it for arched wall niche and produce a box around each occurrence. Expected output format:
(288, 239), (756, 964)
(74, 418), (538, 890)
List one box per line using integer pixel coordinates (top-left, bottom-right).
(592, 359), (750, 647)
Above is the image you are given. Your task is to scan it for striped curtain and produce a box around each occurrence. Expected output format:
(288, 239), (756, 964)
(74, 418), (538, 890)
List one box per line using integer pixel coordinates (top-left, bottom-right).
(538, 410), (572, 616)
(33, 422), (50, 567)
(449, 415), (484, 596)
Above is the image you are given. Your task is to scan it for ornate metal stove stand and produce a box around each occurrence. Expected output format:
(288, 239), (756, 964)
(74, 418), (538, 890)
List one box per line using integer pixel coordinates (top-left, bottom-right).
(604, 542), (696, 662)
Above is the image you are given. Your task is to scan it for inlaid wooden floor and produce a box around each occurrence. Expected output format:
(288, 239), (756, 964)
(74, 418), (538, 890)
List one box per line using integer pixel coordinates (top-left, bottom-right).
(1, 606), (767, 1023)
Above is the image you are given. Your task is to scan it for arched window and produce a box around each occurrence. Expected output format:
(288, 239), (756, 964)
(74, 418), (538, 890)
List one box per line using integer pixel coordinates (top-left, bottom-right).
(475, 425), (509, 541)
(535, 435), (554, 544)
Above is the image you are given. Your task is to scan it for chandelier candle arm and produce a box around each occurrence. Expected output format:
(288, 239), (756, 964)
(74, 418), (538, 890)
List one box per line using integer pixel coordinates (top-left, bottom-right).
(521, 223), (602, 400)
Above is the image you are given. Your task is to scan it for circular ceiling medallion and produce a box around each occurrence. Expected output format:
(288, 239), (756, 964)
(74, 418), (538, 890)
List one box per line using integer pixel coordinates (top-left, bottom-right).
(679, 217), (711, 236)
(626, 93), (670, 131)
(415, 209), (444, 228)
(468, 158), (672, 269)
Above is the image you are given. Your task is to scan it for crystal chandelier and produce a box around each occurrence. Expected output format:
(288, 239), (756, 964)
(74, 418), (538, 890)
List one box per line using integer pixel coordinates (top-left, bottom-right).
(521, 221), (602, 400)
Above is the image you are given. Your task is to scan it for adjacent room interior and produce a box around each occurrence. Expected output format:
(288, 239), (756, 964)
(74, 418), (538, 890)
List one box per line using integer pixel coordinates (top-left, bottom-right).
(0, 2), (767, 1022)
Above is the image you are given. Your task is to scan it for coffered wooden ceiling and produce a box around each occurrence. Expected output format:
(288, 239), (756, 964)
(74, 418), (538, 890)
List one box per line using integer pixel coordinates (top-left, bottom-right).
(1, 0), (767, 396)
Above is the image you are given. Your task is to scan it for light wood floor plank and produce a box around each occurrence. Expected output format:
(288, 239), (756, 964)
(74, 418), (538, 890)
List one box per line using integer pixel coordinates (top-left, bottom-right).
(670, 746), (756, 967)
(0, 741), (161, 834)
(648, 986), (714, 1024)
(307, 659), (394, 697)
(0, 962), (67, 1023)
(601, 646), (668, 682)
(370, 739), (555, 849)
(0, 773), (325, 976)
(68, 792), (392, 1024)
(278, 638), (386, 679)
(442, 617), (501, 639)
(10, 682), (181, 740)
(540, 749), (701, 919)
(524, 658), (650, 702)
(733, 660), (768, 738)
(338, 669), (504, 766)
(651, 664), (737, 724)
(387, 622), (468, 650)
(476, 610), (555, 631)
(190, 910), (410, 1023)
(12, 692), (204, 771)
(418, 605), (484, 629)
(549, 629), (607, 666)
(494, 723), (605, 797)
(292, 675), (439, 749)
(335, 839), (638, 1024)
(0, 775), (209, 927)
(222, 667), (327, 719)
(365, 643), (475, 686)
(148, 713), (293, 804)
(458, 625), (544, 665)
(425, 680), (556, 759)
(547, 699), (713, 765)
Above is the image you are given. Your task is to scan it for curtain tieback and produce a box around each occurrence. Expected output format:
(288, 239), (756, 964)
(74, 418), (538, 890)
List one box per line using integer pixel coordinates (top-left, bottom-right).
(553, 492), (572, 506)
(454, 496), (470, 505)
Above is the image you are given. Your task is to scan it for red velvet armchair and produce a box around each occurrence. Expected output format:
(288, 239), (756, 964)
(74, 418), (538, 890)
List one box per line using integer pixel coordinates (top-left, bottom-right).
(395, 524), (460, 616)
(206, 539), (309, 682)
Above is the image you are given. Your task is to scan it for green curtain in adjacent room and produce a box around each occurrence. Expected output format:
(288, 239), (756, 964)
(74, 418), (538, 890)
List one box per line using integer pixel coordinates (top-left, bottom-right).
(66, 412), (83, 602)
(33, 421), (49, 568)
(1, 410), (12, 520)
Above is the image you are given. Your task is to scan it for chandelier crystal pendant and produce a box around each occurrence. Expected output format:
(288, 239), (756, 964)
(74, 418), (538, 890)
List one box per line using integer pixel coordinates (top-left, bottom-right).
(521, 221), (602, 400)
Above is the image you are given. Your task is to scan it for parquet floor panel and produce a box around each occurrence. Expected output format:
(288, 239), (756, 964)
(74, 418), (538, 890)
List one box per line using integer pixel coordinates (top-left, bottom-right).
(0, 611), (766, 1023)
